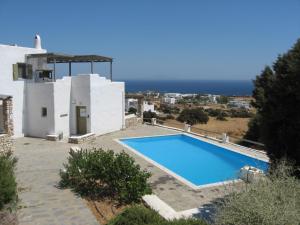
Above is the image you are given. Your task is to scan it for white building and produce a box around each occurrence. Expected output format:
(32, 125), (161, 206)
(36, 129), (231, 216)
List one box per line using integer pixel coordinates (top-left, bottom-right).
(0, 35), (125, 139)
(163, 97), (176, 105)
(143, 101), (155, 112)
(164, 93), (182, 99)
(207, 94), (220, 104)
(228, 99), (250, 109)
(125, 98), (138, 112)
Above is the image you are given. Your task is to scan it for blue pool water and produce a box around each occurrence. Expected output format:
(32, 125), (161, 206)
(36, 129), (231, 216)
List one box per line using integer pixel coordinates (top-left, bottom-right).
(121, 134), (268, 186)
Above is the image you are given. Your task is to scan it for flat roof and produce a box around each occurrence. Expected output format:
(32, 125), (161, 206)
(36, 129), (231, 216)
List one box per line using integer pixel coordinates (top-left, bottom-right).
(26, 52), (113, 63)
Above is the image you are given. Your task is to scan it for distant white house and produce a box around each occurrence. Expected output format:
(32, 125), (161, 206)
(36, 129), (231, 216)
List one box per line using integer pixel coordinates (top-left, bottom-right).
(0, 35), (125, 139)
(181, 94), (197, 98)
(228, 99), (250, 109)
(163, 97), (176, 105)
(164, 93), (182, 99)
(125, 98), (138, 112)
(143, 101), (156, 113)
(207, 94), (220, 104)
(125, 99), (156, 113)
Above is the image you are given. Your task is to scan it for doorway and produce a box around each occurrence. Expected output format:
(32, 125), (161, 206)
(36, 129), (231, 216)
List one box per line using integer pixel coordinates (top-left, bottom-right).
(76, 106), (87, 135)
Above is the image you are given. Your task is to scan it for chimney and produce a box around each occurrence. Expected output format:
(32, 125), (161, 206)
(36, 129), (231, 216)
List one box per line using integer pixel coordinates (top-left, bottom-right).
(34, 34), (42, 49)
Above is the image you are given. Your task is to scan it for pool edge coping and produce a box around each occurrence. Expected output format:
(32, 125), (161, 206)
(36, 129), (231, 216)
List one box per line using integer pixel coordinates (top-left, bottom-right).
(114, 133), (258, 190)
(142, 194), (210, 220)
(113, 131), (270, 220)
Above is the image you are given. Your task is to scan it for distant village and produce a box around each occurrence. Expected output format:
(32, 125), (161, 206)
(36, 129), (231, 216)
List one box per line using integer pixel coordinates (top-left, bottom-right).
(125, 91), (252, 116)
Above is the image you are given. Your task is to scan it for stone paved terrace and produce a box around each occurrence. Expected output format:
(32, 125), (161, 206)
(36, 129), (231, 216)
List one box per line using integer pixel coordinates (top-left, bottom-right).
(15, 138), (99, 225)
(81, 124), (267, 212)
(14, 124), (268, 224)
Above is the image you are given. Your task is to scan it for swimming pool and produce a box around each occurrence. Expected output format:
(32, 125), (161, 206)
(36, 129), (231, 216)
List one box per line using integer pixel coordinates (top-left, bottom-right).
(119, 134), (268, 188)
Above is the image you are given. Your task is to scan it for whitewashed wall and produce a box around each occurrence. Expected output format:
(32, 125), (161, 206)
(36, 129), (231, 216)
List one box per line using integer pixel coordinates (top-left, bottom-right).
(70, 75), (92, 135)
(0, 45), (125, 138)
(24, 82), (55, 138)
(53, 77), (71, 138)
(143, 102), (155, 112)
(0, 45), (46, 137)
(90, 75), (125, 135)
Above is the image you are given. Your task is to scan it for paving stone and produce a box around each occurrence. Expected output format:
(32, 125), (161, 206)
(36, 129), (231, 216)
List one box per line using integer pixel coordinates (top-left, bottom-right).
(14, 124), (262, 223)
(14, 137), (99, 225)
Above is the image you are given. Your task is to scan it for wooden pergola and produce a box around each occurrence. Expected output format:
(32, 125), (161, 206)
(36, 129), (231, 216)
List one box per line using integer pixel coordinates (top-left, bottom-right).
(26, 53), (113, 80)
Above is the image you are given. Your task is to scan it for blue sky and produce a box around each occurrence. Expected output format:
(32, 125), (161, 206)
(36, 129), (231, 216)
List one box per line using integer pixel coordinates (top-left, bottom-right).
(0, 0), (299, 80)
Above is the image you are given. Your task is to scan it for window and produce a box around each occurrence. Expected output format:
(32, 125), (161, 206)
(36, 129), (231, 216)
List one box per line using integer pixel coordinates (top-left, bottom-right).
(13, 63), (33, 80)
(41, 107), (47, 117)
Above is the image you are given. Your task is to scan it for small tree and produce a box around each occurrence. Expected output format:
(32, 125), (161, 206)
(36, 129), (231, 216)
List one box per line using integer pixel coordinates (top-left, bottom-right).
(60, 149), (152, 204)
(217, 95), (229, 104)
(260, 39), (300, 168)
(143, 110), (157, 119)
(177, 108), (209, 125)
(243, 39), (300, 170)
(216, 112), (227, 121)
(128, 107), (137, 115)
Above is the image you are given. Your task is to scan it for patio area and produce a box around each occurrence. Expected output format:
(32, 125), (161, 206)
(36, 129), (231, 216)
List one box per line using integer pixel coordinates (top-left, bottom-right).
(14, 124), (267, 224)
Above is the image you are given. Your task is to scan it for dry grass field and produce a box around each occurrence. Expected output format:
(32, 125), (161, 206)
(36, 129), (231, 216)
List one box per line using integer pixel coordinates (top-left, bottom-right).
(163, 117), (250, 140)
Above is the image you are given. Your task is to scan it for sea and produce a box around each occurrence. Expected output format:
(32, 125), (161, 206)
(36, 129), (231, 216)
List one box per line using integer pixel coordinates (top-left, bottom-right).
(120, 80), (253, 96)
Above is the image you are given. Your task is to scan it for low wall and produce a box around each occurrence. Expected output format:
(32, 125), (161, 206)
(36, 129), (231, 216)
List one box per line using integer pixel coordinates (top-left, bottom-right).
(0, 134), (13, 153)
(125, 114), (141, 128)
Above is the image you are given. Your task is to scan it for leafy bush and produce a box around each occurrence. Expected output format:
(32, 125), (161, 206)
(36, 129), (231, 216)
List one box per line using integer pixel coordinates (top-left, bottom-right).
(108, 205), (208, 225)
(165, 114), (175, 120)
(0, 151), (17, 210)
(215, 161), (300, 225)
(216, 95), (229, 104)
(205, 108), (221, 117)
(177, 108), (209, 125)
(216, 113), (227, 121)
(128, 107), (137, 115)
(108, 205), (163, 225)
(60, 149), (152, 204)
(229, 108), (254, 118)
(143, 110), (157, 119)
(159, 104), (180, 114)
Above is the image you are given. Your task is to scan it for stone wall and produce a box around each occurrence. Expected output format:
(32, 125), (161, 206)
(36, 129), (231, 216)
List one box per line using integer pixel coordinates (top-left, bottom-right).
(2, 98), (14, 136)
(0, 134), (13, 153)
(125, 114), (142, 128)
(68, 133), (96, 144)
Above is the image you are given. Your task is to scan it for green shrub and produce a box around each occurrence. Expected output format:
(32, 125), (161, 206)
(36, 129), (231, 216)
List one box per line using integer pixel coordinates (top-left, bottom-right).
(165, 114), (175, 120)
(108, 205), (208, 225)
(216, 113), (227, 121)
(205, 108), (221, 117)
(159, 104), (180, 114)
(0, 151), (17, 210)
(177, 108), (209, 125)
(60, 149), (152, 204)
(143, 110), (157, 119)
(216, 96), (229, 104)
(128, 107), (137, 115)
(215, 161), (300, 225)
(229, 108), (254, 118)
(108, 205), (164, 225)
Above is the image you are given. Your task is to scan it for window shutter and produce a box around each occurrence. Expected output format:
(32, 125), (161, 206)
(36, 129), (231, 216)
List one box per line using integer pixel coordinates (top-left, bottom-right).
(27, 64), (33, 79)
(12, 64), (18, 81)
